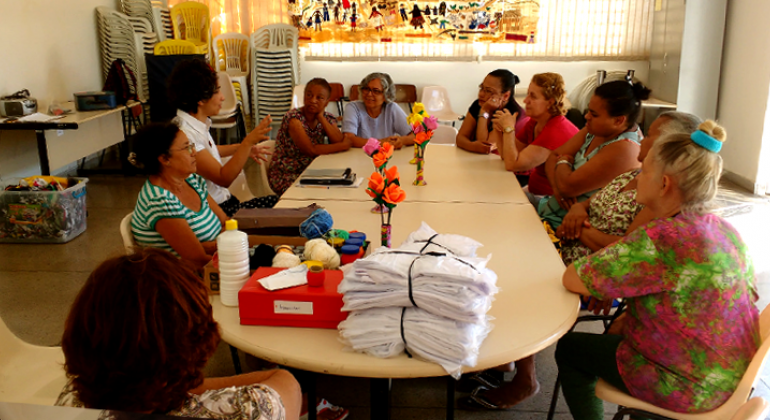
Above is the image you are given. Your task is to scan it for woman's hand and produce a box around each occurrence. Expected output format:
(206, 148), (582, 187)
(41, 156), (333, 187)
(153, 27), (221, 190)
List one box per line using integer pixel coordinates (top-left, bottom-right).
(249, 142), (272, 163)
(586, 296), (615, 316)
(558, 201), (589, 240)
(492, 110), (518, 132)
(382, 136), (404, 149)
(481, 94), (503, 113)
(553, 190), (577, 210)
(244, 115), (272, 145)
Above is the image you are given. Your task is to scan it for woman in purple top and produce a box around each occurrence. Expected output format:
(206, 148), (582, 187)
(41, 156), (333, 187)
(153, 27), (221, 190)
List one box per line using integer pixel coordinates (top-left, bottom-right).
(557, 120), (760, 418)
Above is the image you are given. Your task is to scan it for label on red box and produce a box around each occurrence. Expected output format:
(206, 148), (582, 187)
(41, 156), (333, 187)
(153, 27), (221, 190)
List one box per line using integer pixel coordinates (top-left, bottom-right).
(274, 301), (313, 315)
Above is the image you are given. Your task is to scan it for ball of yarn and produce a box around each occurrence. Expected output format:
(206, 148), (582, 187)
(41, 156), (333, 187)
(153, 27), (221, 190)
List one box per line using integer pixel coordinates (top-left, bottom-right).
(299, 209), (334, 239)
(250, 244), (277, 269)
(272, 251), (301, 268)
(304, 238), (341, 270)
(327, 229), (349, 240)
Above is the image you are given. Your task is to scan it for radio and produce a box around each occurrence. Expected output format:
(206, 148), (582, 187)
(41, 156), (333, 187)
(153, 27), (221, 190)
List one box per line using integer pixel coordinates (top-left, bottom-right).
(0, 90), (37, 117)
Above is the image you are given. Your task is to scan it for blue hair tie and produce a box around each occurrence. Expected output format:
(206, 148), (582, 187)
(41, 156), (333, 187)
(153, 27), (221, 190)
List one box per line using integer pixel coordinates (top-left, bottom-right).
(690, 130), (722, 153)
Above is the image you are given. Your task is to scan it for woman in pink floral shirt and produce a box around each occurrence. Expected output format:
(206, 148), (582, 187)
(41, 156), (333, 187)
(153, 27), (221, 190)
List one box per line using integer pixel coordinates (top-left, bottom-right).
(557, 120), (760, 418)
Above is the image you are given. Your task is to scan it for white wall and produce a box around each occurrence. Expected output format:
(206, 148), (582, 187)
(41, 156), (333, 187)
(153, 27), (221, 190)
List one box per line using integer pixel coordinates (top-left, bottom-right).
(300, 60), (649, 115)
(0, 0), (117, 179)
(717, 0), (770, 192)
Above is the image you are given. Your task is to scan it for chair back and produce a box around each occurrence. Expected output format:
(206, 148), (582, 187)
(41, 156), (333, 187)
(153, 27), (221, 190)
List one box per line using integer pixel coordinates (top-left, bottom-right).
(421, 86), (453, 114)
(329, 82), (345, 116)
(213, 32), (249, 76)
(154, 39), (196, 55)
(170, 1), (209, 49)
(731, 398), (770, 420)
(349, 84), (360, 102)
(243, 140), (277, 198)
(431, 125), (458, 145)
(120, 212), (139, 254)
(292, 84), (306, 109)
(216, 72), (238, 117)
(395, 84), (417, 112)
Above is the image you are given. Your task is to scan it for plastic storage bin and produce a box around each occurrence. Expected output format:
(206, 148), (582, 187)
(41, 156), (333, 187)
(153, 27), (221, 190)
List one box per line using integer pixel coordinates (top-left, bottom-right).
(0, 178), (89, 243)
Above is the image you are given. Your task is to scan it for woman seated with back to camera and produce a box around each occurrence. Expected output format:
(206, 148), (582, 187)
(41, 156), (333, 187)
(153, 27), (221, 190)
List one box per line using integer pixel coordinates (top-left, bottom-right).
(342, 72), (415, 149)
(557, 120), (759, 419)
(56, 247), (301, 420)
(557, 111), (702, 266)
(539, 79), (651, 228)
(129, 122), (226, 269)
(491, 72), (578, 196)
(456, 69), (528, 155)
(268, 78), (351, 196)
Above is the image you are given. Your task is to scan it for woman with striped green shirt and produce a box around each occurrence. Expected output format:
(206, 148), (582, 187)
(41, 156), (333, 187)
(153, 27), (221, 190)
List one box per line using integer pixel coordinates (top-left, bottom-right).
(129, 122), (227, 268)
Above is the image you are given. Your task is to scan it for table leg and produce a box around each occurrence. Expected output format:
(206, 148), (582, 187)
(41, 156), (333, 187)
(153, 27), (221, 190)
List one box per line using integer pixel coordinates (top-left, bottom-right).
(446, 376), (455, 420)
(370, 378), (391, 420)
(35, 130), (50, 175)
(228, 345), (242, 374)
(306, 371), (317, 420)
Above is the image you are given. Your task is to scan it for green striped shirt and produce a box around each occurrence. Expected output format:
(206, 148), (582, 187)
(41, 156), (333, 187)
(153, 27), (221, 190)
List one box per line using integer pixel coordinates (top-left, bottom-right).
(131, 174), (221, 255)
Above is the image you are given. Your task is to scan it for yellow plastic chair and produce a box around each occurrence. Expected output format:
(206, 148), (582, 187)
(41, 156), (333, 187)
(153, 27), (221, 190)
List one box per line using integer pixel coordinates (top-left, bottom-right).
(596, 305), (770, 419)
(153, 39), (196, 55)
(0, 316), (66, 405)
(170, 1), (210, 55)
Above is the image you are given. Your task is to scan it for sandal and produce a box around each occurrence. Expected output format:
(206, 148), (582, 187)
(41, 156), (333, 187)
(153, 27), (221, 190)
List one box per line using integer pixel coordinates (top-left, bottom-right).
(300, 399), (349, 420)
(457, 382), (541, 411)
(456, 370), (505, 393)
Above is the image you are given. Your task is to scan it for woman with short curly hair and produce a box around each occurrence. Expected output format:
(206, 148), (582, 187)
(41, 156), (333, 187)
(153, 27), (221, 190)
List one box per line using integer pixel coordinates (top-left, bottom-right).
(494, 72), (578, 198)
(56, 248), (301, 420)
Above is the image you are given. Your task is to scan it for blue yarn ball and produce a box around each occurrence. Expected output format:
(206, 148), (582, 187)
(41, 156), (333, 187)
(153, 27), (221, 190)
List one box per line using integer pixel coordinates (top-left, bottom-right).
(300, 208), (334, 239)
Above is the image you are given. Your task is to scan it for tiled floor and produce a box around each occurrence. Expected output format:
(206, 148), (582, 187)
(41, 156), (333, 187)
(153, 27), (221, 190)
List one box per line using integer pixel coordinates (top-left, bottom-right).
(2, 163), (770, 419)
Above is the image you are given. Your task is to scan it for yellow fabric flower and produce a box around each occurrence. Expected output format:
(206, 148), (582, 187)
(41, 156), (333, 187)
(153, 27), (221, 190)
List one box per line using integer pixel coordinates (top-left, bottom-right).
(407, 113), (424, 126)
(412, 103), (426, 115)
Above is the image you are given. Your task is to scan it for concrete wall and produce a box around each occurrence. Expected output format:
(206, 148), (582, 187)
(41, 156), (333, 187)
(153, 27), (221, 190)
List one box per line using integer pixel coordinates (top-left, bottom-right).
(717, 0), (770, 192)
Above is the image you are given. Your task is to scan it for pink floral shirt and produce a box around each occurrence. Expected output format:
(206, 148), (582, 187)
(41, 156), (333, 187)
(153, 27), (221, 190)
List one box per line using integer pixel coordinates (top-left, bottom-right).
(575, 213), (760, 413)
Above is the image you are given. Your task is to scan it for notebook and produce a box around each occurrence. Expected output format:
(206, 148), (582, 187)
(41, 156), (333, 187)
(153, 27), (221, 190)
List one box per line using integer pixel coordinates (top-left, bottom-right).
(299, 168), (356, 186)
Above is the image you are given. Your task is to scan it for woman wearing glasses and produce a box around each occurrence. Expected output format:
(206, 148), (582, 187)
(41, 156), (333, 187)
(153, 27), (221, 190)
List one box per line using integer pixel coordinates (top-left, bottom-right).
(342, 72), (415, 149)
(129, 122), (228, 269)
(457, 69), (528, 155)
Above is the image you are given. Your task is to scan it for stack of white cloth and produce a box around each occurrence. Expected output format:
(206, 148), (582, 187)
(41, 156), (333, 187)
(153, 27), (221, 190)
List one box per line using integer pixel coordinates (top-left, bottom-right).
(337, 223), (498, 378)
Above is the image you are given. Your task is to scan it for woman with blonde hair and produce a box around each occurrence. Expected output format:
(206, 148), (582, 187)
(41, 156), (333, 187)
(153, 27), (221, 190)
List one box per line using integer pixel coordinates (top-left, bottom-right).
(493, 72), (578, 198)
(557, 120), (760, 419)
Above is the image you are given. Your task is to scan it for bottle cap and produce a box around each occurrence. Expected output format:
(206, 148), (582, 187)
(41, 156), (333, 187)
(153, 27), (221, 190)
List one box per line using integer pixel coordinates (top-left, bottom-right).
(341, 244), (360, 255)
(345, 238), (364, 247)
(225, 219), (238, 230)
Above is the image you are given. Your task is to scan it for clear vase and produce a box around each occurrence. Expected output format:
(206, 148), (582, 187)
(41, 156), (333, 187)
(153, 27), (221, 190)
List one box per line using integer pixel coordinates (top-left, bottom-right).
(409, 144), (418, 164)
(380, 224), (392, 248)
(413, 147), (427, 186)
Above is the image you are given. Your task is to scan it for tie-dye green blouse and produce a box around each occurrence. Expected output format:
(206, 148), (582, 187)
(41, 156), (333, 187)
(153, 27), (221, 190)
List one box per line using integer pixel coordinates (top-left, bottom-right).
(575, 213), (760, 413)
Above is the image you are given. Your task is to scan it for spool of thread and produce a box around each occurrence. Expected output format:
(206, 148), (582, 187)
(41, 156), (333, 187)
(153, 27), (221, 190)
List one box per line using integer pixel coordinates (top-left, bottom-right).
(307, 265), (325, 287)
(348, 232), (366, 242)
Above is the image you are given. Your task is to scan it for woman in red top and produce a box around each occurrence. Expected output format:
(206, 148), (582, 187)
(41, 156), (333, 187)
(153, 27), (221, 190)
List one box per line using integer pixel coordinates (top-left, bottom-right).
(493, 72), (578, 205)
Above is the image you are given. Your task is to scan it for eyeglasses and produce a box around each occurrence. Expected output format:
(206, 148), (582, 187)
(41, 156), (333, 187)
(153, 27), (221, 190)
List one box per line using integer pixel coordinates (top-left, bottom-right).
(478, 84), (500, 96)
(170, 144), (195, 156)
(362, 86), (384, 96)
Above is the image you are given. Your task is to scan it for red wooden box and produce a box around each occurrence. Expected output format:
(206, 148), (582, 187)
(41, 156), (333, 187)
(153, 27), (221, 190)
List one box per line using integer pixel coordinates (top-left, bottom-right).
(238, 267), (347, 329)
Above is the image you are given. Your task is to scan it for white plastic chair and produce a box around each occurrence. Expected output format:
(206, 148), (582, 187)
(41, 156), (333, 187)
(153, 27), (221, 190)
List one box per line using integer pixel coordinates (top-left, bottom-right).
(291, 84), (306, 109)
(430, 125), (458, 145)
(212, 33), (251, 123)
(243, 139), (277, 198)
(596, 305), (770, 420)
(220, 155), (256, 202)
(120, 212), (139, 254)
(211, 72), (246, 143)
(0, 316), (67, 405)
(421, 86), (463, 126)
(731, 398), (770, 420)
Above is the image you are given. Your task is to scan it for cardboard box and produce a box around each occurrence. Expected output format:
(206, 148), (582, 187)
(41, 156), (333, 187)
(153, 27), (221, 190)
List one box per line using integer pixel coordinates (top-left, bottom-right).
(203, 235), (307, 295)
(233, 204), (320, 236)
(238, 267), (347, 329)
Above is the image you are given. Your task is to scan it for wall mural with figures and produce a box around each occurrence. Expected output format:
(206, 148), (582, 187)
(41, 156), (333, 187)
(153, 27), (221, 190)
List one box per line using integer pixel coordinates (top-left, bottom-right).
(288, 0), (539, 45)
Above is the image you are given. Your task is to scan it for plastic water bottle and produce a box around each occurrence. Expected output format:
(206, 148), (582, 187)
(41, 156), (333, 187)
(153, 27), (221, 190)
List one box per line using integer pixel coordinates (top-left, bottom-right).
(217, 219), (250, 307)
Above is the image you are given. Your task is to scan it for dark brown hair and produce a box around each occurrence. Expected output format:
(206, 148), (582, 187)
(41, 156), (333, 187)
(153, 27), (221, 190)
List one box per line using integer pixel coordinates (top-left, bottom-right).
(167, 58), (219, 114)
(62, 248), (220, 413)
(131, 122), (180, 175)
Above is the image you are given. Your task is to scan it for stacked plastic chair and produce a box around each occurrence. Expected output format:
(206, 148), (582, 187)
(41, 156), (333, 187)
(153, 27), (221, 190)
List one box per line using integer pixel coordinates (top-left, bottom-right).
(213, 33), (251, 128)
(154, 39), (196, 55)
(96, 7), (154, 102)
(250, 24), (299, 129)
(170, 1), (210, 55)
(121, 0), (173, 42)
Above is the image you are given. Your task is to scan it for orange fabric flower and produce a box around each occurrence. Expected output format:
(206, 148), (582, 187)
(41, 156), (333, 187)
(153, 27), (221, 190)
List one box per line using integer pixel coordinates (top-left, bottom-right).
(380, 142), (394, 158)
(367, 172), (385, 196)
(384, 165), (400, 184)
(415, 131), (431, 145)
(373, 151), (390, 169)
(382, 183), (406, 205)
